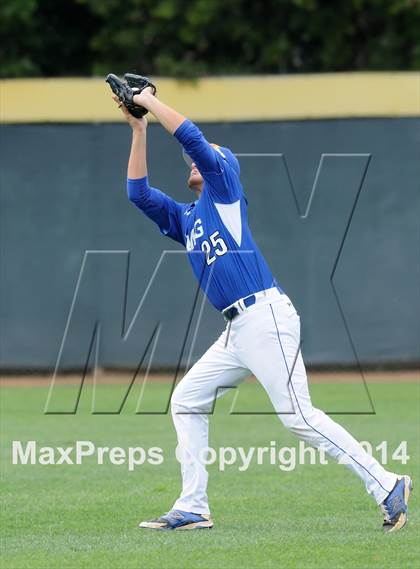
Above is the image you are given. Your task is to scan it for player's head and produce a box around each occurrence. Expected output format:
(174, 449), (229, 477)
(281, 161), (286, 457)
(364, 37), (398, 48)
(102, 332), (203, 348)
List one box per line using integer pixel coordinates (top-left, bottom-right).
(183, 144), (240, 195)
(187, 161), (203, 193)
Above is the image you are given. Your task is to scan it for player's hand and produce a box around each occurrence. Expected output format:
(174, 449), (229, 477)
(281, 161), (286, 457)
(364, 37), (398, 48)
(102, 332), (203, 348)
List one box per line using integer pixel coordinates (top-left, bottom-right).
(112, 96), (147, 132)
(133, 85), (155, 108)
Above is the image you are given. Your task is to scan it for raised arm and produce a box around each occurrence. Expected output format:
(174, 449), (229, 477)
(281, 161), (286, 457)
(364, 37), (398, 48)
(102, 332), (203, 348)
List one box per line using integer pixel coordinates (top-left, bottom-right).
(134, 88), (220, 175)
(135, 88), (241, 203)
(134, 88), (185, 135)
(113, 96), (148, 179)
(113, 96), (185, 245)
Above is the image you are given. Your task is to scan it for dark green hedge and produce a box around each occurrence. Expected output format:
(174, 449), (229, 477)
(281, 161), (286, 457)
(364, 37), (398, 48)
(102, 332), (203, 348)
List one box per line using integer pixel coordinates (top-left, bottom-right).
(1, 0), (419, 78)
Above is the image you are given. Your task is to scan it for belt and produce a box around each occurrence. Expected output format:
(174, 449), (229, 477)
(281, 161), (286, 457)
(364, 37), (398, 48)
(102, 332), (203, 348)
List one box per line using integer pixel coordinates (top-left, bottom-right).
(221, 287), (284, 321)
(222, 294), (256, 321)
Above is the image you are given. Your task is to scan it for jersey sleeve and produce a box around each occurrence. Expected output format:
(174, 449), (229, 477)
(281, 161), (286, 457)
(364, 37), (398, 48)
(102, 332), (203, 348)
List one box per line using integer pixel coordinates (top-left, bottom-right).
(174, 119), (242, 204)
(127, 177), (185, 245)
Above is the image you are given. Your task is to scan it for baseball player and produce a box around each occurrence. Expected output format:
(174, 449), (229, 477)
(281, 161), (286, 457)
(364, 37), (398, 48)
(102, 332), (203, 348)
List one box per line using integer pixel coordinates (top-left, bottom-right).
(106, 74), (412, 533)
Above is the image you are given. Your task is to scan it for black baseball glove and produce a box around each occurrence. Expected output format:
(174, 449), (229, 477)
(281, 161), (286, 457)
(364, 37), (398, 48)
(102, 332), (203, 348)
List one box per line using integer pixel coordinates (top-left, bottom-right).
(105, 73), (156, 118)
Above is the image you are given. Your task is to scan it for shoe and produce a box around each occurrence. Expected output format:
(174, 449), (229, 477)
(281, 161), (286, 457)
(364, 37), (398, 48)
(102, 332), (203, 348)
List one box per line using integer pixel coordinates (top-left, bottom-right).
(380, 475), (412, 533)
(139, 509), (213, 531)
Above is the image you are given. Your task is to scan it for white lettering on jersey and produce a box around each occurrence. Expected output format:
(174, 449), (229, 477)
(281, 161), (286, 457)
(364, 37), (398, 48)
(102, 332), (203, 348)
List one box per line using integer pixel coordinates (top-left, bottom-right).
(186, 218), (204, 251)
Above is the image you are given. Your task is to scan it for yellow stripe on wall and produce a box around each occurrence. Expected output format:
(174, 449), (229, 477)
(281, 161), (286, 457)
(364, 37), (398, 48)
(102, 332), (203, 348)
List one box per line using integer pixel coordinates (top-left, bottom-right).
(1, 73), (419, 123)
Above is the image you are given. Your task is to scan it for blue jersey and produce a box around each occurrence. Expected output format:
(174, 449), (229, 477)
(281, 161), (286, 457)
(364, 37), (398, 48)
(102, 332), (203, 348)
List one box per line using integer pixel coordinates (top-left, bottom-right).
(127, 119), (282, 311)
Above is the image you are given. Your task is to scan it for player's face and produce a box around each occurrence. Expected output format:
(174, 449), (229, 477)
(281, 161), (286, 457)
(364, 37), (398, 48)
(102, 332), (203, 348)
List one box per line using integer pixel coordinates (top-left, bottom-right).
(187, 162), (204, 193)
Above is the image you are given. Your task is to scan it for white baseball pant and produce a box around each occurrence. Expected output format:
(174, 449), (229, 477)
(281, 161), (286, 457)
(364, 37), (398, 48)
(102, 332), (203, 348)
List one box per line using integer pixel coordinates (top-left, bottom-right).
(171, 288), (397, 514)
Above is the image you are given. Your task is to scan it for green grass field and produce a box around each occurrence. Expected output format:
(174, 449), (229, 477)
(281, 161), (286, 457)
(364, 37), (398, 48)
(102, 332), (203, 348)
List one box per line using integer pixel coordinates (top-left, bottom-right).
(1, 379), (418, 568)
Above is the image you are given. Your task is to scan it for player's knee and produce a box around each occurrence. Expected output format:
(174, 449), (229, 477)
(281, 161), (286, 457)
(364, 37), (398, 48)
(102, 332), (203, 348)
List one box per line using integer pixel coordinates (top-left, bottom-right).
(279, 406), (325, 434)
(171, 380), (212, 416)
(170, 385), (185, 412)
(171, 382), (194, 414)
(279, 411), (306, 433)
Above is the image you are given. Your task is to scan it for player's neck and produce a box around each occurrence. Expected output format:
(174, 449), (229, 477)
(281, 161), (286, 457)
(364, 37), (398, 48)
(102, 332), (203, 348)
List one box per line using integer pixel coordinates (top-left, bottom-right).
(190, 183), (203, 199)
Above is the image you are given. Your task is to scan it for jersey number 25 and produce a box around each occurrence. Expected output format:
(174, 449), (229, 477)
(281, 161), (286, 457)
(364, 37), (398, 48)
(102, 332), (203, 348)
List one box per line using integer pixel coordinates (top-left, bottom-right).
(201, 231), (228, 265)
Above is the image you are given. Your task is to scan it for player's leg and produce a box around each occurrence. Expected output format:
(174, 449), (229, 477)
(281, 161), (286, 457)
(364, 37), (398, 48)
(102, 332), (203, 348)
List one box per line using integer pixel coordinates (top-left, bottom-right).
(139, 326), (249, 529)
(171, 327), (249, 514)
(236, 296), (400, 507)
